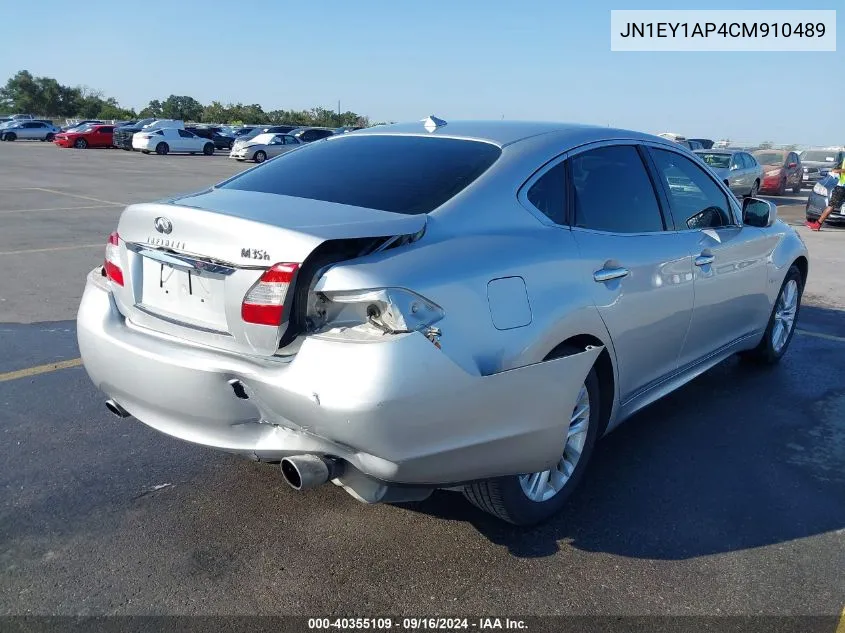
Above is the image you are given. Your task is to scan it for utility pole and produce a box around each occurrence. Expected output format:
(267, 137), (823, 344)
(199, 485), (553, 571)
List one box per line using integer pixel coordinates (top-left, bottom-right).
(338, 100), (341, 116)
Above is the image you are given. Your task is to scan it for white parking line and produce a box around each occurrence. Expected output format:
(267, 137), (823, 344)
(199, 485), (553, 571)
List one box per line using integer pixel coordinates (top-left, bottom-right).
(26, 187), (127, 206)
(0, 244), (102, 256)
(0, 204), (120, 215)
(796, 329), (845, 343)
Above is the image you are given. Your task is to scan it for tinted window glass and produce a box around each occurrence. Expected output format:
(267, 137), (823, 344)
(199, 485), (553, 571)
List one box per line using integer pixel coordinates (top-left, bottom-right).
(220, 135), (501, 214)
(570, 145), (664, 233)
(526, 162), (566, 224)
(100, 127), (114, 133)
(743, 153), (756, 168)
(650, 148), (733, 230)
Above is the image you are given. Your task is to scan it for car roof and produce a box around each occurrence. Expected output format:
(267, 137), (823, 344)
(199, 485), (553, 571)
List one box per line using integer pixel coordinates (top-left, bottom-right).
(352, 119), (662, 148)
(695, 148), (740, 155)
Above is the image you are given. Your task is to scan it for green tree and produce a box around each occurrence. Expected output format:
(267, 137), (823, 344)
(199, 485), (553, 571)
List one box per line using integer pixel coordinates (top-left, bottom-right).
(160, 95), (204, 122)
(139, 99), (163, 118)
(0, 70), (39, 113)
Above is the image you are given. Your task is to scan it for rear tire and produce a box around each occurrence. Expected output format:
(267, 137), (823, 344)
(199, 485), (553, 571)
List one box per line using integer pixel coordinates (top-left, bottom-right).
(776, 178), (786, 196)
(74, 138), (88, 149)
(462, 347), (602, 526)
(46, 133), (55, 142)
(5, 133), (16, 141)
(254, 150), (267, 163)
(740, 265), (803, 365)
(792, 181), (801, 194)
(203, 143), (214, 156)
(155, 142), (169, 155)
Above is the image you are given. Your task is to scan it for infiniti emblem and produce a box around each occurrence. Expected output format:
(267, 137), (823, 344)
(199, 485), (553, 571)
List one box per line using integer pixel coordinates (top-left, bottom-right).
(154, 217), (173, 234)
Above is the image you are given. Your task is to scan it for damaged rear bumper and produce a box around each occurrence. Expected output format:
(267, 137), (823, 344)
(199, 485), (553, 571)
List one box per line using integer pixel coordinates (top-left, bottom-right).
(77, 269), (600, 496)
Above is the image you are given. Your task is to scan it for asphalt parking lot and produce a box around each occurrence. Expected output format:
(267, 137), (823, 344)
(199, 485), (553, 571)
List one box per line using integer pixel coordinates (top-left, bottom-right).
(1, 142), (844, 618)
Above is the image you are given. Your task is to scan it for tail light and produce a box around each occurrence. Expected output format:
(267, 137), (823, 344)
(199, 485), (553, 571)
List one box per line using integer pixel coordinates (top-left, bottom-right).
(309, 288), (444, 336)
(104, 231), (124, 286)
(241, 263), (300, 326)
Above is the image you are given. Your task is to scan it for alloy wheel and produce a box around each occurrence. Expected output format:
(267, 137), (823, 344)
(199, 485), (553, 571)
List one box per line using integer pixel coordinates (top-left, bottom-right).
(772, 279), (798, 354)
(519, 383), (590, 502)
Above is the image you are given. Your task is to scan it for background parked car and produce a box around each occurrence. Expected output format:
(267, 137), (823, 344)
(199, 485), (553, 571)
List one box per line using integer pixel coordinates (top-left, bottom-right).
(229, 132), (302, 162)
(799, 148), (845, 188)
(753, 149), (802, 195)
(0, 120), (60, 141)
(689, 138), (715, 149)
(230, 126), (299, 153)
(132, 127), (215, 155)
(185, 126), (234, 150)
(805, 173), (845, 226)
(113, 118), (157, 150)
(291, 127), (336, 143)
(694, 149), (762, 198)
(61, 119), (103, 132)
(53, 124), (116, 149)
(114, 119), (183, 150)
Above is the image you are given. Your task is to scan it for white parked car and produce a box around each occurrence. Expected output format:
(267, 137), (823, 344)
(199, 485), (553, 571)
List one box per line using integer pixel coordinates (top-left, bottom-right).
(132, 128), (216, 155)
(229, 132), (302, 162)
(0, 120), (60, 141)
(142, 119), (184, 131)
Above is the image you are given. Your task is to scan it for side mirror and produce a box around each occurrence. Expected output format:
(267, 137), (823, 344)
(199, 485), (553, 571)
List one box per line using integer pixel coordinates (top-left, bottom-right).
(743, 197), (777, 228)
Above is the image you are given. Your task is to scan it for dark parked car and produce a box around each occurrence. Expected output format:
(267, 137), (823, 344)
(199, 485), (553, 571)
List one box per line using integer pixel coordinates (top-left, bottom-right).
(61, 119), (103, 132)
(185, 126), (234, 150)
(806, 173), (845, 226)
(799, 148), (845, 188)
(293, 127), (336, 143)
(753, 150), (802, 196)
(112, 118), (157, 150)
(689, 138), (715, 149)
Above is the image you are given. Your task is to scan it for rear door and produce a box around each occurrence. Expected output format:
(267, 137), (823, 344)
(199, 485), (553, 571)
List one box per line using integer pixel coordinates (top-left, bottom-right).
(646, 146), (771, 367)
(568, 143), (695, 403)
(177, 129), (196, 152)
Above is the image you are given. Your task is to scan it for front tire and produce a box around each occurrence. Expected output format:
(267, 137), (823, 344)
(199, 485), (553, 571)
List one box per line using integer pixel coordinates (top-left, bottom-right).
(5, 133), (16, 141)
(155, 142), (169, 155)
(463, 349), (601, 526)
(74, 138), (88, 149)
(254, 150), (267, 163)
(741, 265), (803, 365)
(203, 143), (214, 156)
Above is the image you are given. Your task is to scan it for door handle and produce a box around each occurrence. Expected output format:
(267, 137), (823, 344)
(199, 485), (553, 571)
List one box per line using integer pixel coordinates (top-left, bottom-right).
(593, 267), (630, 283)
(695, 253), (715, 267)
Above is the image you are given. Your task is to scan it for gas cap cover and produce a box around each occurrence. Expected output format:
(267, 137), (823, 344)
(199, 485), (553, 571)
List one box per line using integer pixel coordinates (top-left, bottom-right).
(487, 276), (532, 330)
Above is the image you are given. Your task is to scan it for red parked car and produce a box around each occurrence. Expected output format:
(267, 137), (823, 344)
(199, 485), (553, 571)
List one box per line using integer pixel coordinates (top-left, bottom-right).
(53, 124), (115, 149)
(753, 149), (803, 195)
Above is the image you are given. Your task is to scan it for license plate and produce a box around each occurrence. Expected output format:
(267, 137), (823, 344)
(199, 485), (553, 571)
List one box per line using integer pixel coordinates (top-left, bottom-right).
(139, 257), (228, 331)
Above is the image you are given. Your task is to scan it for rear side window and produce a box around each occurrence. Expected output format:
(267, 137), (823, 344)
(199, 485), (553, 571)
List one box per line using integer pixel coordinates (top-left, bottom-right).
(526, 162), (567, 225)
(570, 145), (665, 233)
(220, 136), (502, 214)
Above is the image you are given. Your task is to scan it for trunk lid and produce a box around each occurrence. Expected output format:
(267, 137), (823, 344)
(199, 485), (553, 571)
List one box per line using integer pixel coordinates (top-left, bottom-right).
(112, 189), (425, 356)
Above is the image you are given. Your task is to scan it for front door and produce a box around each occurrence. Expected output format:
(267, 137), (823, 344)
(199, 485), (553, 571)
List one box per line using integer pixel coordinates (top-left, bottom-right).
(568, 144), (695, 403)
(646, 146), (771, 368)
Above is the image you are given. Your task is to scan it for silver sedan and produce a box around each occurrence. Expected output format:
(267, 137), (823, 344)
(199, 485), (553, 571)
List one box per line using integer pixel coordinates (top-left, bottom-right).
(694, 149), (763, 198)
(77, 119), (808, 525)
(229, 132), (302, 163)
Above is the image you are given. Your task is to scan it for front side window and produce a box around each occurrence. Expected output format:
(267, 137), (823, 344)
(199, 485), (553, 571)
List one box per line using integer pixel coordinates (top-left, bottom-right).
(526, 162), (566, 225)
(570, 145), (664, 233)
(219, 135), (501, 215)
(650, 148), (734, 230)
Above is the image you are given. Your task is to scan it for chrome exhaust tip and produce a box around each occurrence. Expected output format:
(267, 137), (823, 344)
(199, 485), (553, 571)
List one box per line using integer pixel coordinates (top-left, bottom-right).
(280, 455), (342, 491)
(105, 399), (131, 418)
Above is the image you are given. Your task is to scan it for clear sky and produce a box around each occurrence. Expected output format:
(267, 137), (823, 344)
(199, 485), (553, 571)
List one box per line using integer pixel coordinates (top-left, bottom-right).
(0, 0), (840, 146)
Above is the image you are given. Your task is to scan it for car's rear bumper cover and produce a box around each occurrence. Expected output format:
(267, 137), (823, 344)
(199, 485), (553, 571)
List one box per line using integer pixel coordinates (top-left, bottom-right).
(77, 269), (600, 487)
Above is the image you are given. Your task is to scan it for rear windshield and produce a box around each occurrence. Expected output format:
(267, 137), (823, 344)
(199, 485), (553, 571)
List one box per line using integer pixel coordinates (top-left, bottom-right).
(219, 135), (502, 214)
